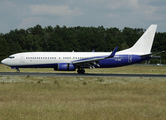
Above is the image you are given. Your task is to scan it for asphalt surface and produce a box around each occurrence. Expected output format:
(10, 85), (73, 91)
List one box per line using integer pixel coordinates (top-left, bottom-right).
(0, 72), (166, 77)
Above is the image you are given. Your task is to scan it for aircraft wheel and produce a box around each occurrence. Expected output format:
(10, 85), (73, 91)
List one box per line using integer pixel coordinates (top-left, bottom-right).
(17, 68), (20, 73)
(77, 69), (85, 74)
(81, 70), (85, 74)
(77, 69), (80, 74)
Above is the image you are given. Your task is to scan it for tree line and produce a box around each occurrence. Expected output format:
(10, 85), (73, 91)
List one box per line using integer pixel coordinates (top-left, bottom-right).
(0, 24), (165, 64)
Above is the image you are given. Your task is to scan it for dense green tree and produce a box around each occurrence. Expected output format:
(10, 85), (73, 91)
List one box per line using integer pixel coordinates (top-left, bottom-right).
(0, 37), (9, 60)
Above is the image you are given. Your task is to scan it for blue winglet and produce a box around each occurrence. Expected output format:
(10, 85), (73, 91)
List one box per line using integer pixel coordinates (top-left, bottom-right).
(106, 46), (118, 58)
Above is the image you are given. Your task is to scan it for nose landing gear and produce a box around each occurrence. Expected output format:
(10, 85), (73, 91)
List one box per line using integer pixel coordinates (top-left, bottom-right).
(11, 67), (20, 73)
(16, 68), (20, 73)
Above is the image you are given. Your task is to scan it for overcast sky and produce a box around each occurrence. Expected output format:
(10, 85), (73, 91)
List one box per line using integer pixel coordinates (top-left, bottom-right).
(0, 0), (166, 33)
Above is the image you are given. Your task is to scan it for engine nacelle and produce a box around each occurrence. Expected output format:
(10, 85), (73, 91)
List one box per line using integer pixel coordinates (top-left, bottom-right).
(54, 63), (76, 71)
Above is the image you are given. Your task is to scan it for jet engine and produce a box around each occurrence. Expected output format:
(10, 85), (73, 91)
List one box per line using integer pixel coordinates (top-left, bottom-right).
(54, 63), (76, 71)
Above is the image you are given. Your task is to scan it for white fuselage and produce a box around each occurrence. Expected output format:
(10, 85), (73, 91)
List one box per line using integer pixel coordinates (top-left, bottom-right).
(2, 52), (114, 66)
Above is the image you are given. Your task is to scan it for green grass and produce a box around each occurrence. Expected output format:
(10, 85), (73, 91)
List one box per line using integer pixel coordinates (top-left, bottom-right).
(0, 76), (166, 120)
(0, 64), (166, 119)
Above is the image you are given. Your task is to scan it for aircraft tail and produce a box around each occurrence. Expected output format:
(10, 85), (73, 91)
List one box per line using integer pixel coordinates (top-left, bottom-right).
(118, 24), (157, 55)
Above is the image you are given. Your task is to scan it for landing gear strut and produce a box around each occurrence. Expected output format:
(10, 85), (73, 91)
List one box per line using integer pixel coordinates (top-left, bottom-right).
(16, 68), (20, 73)
(77, 68), (85, 74)
(11, 67), (20, 73)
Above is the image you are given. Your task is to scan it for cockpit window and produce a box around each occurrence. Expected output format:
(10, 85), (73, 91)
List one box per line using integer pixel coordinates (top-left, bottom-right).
(8, 56), (15, 59)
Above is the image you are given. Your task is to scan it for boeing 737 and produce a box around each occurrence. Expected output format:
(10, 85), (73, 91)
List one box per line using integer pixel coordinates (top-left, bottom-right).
(1, 25), (164, 74)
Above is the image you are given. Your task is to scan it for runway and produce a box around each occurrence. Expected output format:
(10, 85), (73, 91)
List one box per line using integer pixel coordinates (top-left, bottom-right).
(0, 72), (166, 78)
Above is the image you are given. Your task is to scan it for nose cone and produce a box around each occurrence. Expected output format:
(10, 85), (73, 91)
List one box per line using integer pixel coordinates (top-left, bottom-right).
(1, 59), (7, 65)
(1, 59), (4, 64)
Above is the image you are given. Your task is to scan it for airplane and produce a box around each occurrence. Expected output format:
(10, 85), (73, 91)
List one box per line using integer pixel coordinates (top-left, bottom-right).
(1, 24), (164, 74)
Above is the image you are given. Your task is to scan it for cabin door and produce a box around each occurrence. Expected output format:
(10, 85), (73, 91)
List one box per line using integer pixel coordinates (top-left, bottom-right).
(128, 55), (132, 63)
(20, 55), (25, 63)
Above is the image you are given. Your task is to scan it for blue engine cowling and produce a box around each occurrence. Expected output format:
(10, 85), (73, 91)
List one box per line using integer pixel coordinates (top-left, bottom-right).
(54, 63), (76, 71)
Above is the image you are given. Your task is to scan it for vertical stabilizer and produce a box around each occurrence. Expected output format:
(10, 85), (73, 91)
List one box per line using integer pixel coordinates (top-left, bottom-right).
(118, 24), (157, 55)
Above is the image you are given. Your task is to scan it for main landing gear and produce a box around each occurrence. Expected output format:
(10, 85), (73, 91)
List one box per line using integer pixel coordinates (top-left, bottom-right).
(77, 68), (85, 74)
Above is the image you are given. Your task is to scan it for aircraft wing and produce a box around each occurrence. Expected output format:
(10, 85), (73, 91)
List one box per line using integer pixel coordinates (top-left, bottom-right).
(72, 47), (118, 68)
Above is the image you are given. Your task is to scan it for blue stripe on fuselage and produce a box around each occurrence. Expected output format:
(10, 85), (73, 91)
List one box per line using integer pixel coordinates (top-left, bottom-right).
(11, 63), (58, 68)
(97, 55), (150, 68)
(10, 55), (151, 69)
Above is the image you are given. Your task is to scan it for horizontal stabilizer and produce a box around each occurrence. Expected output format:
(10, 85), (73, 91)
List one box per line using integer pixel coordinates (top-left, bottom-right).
(141, 51), (165, 57)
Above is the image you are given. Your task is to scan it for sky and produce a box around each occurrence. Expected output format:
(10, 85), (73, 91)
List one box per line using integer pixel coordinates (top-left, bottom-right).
(0, 0), (166, 33)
